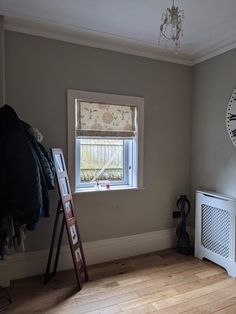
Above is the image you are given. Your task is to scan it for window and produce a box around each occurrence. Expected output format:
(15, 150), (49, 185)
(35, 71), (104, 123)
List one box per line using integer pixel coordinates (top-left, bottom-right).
(77, 138), (132, 187)
(67, 90), (144, 192)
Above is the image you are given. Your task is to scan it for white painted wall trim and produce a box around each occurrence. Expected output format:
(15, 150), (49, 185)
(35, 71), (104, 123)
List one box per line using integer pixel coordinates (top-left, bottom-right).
(3, 15), (236, 67)
(2, 15), (193, 66)
(192, 41), (236, 65)
(0, 228), (176, 287)
(84, 228), (176, 264)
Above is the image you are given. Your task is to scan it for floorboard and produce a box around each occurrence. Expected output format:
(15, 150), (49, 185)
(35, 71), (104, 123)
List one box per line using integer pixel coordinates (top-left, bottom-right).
(2, 249), (236, 313)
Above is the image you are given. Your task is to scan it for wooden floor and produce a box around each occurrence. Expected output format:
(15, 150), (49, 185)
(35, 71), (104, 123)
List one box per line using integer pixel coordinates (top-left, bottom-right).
(3, 249), (236, 313)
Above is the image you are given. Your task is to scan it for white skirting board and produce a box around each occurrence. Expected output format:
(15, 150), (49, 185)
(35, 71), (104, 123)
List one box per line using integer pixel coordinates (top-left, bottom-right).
(0, 228), (177, 287)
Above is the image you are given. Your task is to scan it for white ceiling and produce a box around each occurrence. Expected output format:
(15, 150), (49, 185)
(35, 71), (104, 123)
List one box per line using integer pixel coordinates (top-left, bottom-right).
(1, 0), (236, 65)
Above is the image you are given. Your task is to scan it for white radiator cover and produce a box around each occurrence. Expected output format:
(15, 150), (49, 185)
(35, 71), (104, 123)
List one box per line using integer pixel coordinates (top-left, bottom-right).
(195, 190), (236, 278)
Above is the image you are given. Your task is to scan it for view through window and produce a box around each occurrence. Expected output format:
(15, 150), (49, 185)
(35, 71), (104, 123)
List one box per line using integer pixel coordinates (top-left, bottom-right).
(79, 138), (124, 183)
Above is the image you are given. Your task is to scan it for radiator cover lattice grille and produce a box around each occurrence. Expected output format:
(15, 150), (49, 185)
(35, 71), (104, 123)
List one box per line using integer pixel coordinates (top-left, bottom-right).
(201, 204), (230, 259)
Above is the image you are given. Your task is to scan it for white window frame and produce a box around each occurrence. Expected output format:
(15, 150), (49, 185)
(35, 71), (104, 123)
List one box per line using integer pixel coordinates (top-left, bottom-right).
(67, 90), (144, 193)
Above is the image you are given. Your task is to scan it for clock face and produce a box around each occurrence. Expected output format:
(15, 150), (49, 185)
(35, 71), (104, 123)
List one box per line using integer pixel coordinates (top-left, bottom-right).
(226, 89), (236, 147)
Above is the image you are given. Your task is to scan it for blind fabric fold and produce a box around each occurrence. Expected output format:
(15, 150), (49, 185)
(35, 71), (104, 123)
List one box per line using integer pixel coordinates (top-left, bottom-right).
(76, 101), (136, 137)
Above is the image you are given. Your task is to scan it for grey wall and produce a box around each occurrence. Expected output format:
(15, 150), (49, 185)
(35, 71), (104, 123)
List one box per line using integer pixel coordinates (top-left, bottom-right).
(191, 49), (236, 225)
(5, 31), (192, 251)
(0, 16), (5, 104)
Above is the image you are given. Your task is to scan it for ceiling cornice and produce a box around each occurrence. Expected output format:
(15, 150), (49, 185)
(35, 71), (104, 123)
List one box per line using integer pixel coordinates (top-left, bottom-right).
(192, 41), (236, 65)
(2, 14), (194, 66)
(5, 23), (194, 66)
(2, 13), (236, 67)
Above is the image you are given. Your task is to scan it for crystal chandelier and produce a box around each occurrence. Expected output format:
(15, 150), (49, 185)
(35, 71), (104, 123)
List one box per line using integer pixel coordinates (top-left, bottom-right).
(158, 0), (184, 53)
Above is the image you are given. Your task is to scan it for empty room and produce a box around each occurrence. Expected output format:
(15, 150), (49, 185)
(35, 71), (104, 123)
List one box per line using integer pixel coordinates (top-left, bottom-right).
(1, 0), (236, 313)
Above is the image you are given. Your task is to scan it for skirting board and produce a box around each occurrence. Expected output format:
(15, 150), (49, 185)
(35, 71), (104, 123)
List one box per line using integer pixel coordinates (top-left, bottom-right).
(0, 228), (177, 287)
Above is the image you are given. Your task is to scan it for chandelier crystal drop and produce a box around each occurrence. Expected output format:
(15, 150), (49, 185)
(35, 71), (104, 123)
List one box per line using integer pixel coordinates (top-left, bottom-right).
(158, 0), (184, 53)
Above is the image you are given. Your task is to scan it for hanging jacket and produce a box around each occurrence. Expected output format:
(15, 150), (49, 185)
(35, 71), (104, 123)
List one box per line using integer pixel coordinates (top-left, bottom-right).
(22, 121), (55, 217)
(0, 105), (43, 224)
(0, 105), (55, 255)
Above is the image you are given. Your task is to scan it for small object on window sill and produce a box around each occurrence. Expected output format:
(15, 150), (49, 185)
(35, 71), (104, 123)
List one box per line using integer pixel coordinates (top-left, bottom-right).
(105, 180), (110, 189)
(95, 179), (102, 190)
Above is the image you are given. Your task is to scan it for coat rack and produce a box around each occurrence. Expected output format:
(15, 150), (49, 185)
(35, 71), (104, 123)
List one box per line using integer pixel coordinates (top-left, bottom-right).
(44, 148), (88, 290)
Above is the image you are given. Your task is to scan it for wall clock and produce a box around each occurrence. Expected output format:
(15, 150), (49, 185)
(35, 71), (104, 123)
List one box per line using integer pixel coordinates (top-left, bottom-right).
(226, 89), (236, 147)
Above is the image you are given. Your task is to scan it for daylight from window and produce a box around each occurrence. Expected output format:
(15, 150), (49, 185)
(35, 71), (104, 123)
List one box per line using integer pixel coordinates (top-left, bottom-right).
(80, 139), (124, 183)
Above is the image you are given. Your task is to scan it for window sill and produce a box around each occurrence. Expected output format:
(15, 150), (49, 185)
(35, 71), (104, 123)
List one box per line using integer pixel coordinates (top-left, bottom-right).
(74, 186), (144, 194)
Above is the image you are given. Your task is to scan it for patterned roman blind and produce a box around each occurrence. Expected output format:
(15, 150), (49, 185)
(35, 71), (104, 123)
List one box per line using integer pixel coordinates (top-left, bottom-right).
(76, 101), (136, 137)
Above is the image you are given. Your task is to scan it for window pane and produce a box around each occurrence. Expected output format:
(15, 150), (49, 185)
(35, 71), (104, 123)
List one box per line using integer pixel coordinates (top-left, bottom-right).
(80, 139), (124, 183)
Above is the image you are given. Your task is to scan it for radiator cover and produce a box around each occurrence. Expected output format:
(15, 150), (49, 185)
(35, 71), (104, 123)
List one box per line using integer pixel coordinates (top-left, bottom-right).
(195, 190), (236, 278)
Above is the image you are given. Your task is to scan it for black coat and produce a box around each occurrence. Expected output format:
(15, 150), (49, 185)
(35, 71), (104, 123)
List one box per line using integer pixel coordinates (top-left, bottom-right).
(22, 121), (55, 217)
(0, 105), (54, 226)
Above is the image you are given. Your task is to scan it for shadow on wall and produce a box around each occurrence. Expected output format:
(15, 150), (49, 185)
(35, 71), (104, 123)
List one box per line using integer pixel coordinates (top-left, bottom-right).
(215, 156), (236, 197)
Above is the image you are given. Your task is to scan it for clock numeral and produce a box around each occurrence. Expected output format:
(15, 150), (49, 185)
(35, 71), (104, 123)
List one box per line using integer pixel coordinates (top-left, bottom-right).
(231, 129), (236, 137)
(229, 114), (236, 121)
